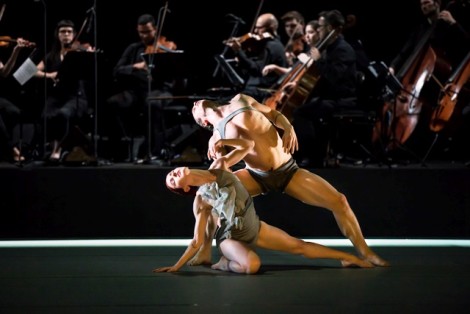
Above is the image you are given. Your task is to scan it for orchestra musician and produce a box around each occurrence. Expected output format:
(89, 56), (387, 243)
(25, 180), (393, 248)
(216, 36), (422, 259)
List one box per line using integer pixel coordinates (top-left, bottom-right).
(34, 19), (95, 163)
(445, 0), (470, 38)
(262, 19), (320, 77)
(296, 11), (358, 167)
(280, 10), (310, 66)
(224, 13), (288, 102)
(389, 0), (469, 90)
(385, 0), (470, 159)
(0, 37), (32, 163)
(434, 0), (470, 162)
(274, 10), (359, 168)
(106, 13), (177, 163)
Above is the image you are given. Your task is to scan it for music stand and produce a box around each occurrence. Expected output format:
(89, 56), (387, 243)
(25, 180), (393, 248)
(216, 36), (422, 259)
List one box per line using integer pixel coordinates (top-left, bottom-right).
(214, 54), (245, 88)
(140, 51), (188, 163)
(141, 51), (186, 81)
(56, 50), (96, 86)
(54, 51), (99, 162)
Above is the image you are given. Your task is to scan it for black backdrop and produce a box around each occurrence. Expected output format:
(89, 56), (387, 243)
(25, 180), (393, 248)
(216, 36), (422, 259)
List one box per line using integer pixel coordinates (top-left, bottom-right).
(1, 0), (425, 98)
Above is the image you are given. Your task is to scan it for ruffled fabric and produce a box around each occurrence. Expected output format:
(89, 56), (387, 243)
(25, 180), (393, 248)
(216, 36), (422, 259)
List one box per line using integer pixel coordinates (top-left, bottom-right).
(198, 182), (244, 235)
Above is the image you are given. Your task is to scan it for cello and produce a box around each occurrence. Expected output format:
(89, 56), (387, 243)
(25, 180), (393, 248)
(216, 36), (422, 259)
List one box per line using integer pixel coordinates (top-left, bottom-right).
(372, 24), (438, 150)
(264, 29), (338, 121)
(429, 50), (470, 132)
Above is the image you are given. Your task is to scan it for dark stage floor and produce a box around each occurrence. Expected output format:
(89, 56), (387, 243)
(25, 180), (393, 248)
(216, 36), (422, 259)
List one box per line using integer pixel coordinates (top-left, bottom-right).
(1, 240), (469, 314)
(1, 160), (470, 313)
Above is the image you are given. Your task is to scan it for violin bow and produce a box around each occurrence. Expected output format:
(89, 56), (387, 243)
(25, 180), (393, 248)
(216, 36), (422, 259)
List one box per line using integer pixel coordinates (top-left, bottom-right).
(285, 23), (304, 53)
(0, 4), (5, 23)
(71, 7), (94, 46)
(250, 0), (264, 33)
(151, 1), (169, 52)
(73, 19), (87, 44)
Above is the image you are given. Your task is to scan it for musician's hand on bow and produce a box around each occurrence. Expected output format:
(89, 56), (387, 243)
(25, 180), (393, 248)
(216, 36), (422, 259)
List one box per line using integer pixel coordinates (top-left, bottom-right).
(133, 61), (147, 71)
(16, 38), (28, 48)
(224, 37), (242, 53)
(85, 45), (96, 52)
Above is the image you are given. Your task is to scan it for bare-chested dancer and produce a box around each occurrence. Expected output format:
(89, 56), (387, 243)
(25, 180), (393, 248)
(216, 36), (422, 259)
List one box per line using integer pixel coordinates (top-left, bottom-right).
(189, 93), (389, 267)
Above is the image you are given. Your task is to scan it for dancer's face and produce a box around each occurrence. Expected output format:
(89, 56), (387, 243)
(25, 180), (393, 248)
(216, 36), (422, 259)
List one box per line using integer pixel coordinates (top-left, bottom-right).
(166, 167), (189, 190)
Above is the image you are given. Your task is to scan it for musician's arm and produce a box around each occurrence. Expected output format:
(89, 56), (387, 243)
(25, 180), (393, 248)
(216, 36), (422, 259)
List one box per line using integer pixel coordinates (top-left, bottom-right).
(34, 60), (57, 80)
(0, 41), (25, 78)
(262, 64), (291, 76)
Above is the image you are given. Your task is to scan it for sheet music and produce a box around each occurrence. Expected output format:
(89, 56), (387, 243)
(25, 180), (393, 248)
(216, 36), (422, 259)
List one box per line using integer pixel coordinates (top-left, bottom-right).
(13, 58), (38, 86)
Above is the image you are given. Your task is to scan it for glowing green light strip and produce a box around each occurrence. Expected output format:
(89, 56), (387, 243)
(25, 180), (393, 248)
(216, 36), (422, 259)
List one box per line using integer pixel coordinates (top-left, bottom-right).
(0, 239), (469, 248)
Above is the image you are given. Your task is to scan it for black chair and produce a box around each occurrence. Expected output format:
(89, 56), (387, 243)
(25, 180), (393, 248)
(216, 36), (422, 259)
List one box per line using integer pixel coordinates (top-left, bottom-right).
(325, 106), (377, 167)
(324, 72), (379, 167)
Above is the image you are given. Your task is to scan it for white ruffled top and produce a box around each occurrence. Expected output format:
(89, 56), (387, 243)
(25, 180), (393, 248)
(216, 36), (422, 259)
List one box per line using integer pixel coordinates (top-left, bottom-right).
(198, 181), (245, 231)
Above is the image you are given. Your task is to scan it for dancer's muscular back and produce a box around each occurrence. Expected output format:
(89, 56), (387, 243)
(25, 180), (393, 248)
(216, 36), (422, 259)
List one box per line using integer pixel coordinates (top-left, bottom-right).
(194, 94), (296, 172)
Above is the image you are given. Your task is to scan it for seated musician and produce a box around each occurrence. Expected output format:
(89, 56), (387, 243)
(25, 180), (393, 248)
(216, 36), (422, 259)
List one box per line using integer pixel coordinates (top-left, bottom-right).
(0, 37), (32, 163)
(34, 19), (95, 163)
(224, 13), (288, 103)
(280, 10), (310, 67)
(296, 10), (359, 167)
(262, 19), (320, 78)
(106, 13), (178, 163)
(265, 10), (359, 168)
(384, 0), (470, 159)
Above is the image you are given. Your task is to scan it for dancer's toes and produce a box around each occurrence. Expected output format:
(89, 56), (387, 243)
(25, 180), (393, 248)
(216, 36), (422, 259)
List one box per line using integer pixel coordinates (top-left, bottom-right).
(211, 256), (230, 271)
(365, 255), (390, 267)
(341, 258), (374, 268)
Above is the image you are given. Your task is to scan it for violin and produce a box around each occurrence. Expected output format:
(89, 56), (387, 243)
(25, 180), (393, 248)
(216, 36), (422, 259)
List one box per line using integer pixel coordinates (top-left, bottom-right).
(285, 31), (305, 63)
(144, 36), (177, 54)
(286, 33), (305, 54)
(0, 36), (35, 48)
(224, 32), (273, 51)
(64, 40), (93, 52)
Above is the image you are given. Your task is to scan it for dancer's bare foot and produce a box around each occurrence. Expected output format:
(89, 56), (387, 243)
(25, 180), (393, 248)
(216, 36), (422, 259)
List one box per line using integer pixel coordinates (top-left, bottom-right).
(187, 248), (212, 266)
(341, 258), (374, 268)
(364, 254), (390, 267)
(211, 256), (230, 272)
(359, 247), (390, 267)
